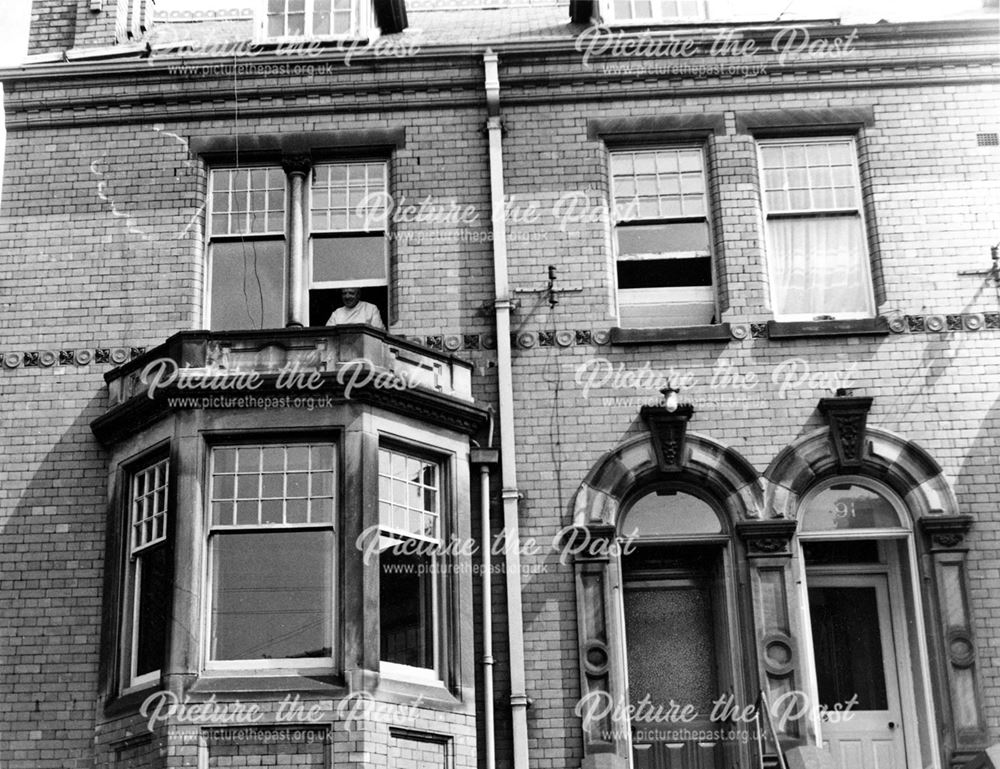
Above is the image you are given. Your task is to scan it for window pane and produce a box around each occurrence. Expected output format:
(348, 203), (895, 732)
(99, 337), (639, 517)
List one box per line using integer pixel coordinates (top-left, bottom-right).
(619, 490), (722, 537)
(211, 444), (336, 527)
(380, 547), (435, 669)
(210, 168), (284, 235)
(312, 235), (386, 284)
(612, 148), (706, 224)
(809, 586), (889, 710)
(760, 140), (860, 214)
(212, 531), (332, 660)
(131, 458), (169, 552)
(312, 162), (387, 231)
(615, 222), (709, 257)
(378, 448), (441, 540)
(766, 215), (873, 317)
(617, 256), (712, 290)
(210, 239), (286, 331)
(135, 545), (171, 678)
(801, 483), (902, 531)
(624, 578), (718, 714)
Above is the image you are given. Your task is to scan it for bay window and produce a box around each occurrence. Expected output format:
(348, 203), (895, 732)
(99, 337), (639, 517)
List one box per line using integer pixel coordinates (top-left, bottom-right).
(207, 442), (336, 668)
(610, 147), (716, 327)
(377, 445), (443, 677)
(123, 455), (171, 689)
(758, 137), (876, 320)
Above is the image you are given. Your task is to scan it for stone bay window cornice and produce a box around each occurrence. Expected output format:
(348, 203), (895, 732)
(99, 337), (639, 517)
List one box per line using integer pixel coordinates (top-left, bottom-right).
(92, 326), (484, 445)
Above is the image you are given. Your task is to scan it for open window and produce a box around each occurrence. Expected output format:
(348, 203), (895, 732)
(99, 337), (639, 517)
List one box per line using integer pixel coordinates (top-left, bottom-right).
(309, 161), (389, 326)
(121, 454), (172, 691)
(610, 147), (717, 327)
(206, 160), (390, 331)
(377, 445), (445, 681)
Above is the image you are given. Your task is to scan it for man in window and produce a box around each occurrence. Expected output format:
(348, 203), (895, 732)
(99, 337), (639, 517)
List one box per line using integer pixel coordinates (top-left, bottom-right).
(325, 287), (385, 330)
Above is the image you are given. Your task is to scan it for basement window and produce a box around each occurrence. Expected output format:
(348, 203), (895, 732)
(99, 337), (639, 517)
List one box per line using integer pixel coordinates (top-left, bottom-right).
(610, 147), (717, 328)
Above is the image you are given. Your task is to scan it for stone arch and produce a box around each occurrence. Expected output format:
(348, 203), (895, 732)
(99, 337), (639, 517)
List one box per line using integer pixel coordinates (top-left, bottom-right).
(570, 431), (764, 530)
(763, 426), (960, 522)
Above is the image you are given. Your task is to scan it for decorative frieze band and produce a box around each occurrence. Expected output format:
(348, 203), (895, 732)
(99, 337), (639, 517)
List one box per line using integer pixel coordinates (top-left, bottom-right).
(0, 348), (146, 369)
(2, 310), (994, 371)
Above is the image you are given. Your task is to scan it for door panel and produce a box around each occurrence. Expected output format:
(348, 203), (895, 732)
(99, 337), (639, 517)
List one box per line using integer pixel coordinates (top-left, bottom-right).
(808, 574), (907, 769)
(624, 549), (726, 769)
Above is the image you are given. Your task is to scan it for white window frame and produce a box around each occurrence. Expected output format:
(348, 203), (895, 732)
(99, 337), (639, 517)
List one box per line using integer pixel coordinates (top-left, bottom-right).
(203, 441), (338, 674)
(308, 160), (390, 294)
(205, 165), (289, 331)
(256, 0), (378, 41)
(604, 0), (708, 24)
(205, 160), (392, 330)
(123, 456), (170, 691)
(757, 136), (876, 321)
(376, 443), (447, 684)
(608, 145), (718, 328)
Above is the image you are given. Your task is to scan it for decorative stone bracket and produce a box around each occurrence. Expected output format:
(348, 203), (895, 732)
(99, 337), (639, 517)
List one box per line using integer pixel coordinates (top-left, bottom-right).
(817, 395), (873, 469)
(736, 519), (798, 558)
(640, 403), (694, 472)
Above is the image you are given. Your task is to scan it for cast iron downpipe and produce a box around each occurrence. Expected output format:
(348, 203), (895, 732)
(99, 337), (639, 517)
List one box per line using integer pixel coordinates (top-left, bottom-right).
(483, 48), (530, 769)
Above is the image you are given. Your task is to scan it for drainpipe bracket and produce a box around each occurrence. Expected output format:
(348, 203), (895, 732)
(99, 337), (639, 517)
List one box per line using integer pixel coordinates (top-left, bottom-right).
(510, 694), (532, 708)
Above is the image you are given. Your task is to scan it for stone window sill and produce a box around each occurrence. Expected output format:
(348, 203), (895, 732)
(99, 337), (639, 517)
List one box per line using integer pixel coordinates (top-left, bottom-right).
(766, 317), (889, 339)
(610, 323), (732, 345)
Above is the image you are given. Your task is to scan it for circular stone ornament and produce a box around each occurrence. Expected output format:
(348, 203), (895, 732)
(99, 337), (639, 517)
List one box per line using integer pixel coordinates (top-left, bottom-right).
(964, 313), (984, 331)
(925, 315), (946, 332)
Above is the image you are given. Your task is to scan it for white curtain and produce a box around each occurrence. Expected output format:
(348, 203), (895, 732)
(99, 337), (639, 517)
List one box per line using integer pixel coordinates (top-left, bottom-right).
(767, 215), (873, 318)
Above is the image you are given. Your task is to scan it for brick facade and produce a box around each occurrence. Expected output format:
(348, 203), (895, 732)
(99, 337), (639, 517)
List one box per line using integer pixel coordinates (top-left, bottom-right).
(2, 1), (999, 768)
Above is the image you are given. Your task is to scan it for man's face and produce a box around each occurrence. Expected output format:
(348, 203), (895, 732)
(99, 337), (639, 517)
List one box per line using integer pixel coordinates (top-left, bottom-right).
(342, 288), (361, 308)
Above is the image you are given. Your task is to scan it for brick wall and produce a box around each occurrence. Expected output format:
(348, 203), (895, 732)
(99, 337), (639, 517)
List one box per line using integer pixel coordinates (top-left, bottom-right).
(26, 0), (78, 54)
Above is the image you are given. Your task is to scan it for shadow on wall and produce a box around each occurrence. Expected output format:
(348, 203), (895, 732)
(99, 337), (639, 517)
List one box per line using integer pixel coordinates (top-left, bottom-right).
(0, 386), (109, 764)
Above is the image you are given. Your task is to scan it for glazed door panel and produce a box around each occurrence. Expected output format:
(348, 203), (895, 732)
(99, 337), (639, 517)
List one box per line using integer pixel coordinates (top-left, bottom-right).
(624, 571), (723, 769)
(808, 575), (907, 769)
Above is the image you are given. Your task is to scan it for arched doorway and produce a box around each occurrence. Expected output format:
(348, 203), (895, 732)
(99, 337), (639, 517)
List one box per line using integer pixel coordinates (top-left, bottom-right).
(570, 430), (763, 769)
(794, 476), (932, 769)
(618, 484), (744, 769)
(767, 423), (989, 768)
